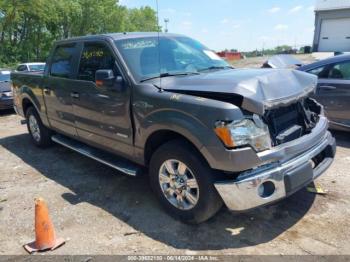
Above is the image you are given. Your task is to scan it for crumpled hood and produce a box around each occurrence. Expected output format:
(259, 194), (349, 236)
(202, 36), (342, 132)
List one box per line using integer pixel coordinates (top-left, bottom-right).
(0, 81), (11, 92)
(161, 68), (317, 115)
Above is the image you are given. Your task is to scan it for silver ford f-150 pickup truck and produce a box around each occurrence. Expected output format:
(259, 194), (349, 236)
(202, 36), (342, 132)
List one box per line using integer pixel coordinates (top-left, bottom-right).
(11, 33), (336, 223)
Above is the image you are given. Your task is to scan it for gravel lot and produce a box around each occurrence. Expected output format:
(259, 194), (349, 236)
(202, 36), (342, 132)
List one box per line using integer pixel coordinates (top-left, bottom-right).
(0, 109), (349, 255)
(0, 55), (349, 255)
(230, 54), (316, 68)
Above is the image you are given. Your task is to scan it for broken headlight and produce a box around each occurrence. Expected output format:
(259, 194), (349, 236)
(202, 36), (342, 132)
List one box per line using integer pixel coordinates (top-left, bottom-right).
(214, 115), (272, 152)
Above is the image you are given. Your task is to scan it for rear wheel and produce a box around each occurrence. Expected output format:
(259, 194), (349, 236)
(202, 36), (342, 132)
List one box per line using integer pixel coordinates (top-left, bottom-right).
(149, 140), (223, 224)
(25, 107), (52, 148)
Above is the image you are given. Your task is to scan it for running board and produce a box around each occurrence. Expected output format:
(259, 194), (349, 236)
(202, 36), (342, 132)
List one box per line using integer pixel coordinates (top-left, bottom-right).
(51, 134), (140, 176)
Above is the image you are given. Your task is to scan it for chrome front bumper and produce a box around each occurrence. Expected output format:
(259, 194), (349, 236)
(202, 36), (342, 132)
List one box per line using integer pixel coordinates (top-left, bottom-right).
(214, 129), (336, 211)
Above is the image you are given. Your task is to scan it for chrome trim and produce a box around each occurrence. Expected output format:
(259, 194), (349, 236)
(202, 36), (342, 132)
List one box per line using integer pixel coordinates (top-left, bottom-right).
(214, 131), (335, 211)
(116, 133), (129, 138)
(51, 135), (137, 176)
(330, 121), (350, 129)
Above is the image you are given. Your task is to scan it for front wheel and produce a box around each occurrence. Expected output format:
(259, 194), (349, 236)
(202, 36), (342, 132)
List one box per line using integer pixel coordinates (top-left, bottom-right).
(25, 107), (52, 148)
(149, 140), (223, 224)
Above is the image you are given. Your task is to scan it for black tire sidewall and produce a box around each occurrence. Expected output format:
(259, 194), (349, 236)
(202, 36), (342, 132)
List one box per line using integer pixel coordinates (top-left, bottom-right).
(149, 140), (223, 224)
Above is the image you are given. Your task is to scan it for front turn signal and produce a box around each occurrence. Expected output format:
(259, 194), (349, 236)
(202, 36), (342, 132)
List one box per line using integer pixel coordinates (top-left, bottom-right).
(214, 126), (235, 148)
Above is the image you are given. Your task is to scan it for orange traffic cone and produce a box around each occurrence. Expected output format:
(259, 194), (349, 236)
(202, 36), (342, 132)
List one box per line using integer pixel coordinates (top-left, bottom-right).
(24, 198), (65, 253)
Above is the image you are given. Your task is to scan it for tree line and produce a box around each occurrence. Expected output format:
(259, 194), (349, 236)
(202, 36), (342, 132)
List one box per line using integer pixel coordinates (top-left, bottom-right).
(240, 45), (311, 58)
(0, 0), (159, 66)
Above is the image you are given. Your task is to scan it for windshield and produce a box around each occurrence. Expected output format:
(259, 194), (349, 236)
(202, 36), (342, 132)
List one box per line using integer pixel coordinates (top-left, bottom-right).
(114, 36), (230, 82)
(0, 73), (10, 82)
(29, 64), (45, 71)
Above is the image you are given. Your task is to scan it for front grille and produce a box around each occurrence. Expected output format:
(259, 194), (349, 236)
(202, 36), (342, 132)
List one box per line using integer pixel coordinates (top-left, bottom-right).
(264, 99), (319, 146)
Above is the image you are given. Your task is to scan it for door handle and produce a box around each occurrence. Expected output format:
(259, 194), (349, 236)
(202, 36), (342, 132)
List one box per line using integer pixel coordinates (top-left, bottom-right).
(70, 92), (80, 99)
(43, 87), (51, 95)
(96, 94), (110, 99)
(319, 85), (337, 90)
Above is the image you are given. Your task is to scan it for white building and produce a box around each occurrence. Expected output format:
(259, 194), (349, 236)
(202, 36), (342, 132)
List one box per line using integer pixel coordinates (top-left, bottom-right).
(313, 0), (350, 52)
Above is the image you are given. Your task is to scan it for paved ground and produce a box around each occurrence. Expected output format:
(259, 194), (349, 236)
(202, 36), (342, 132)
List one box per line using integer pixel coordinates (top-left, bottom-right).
(0, 109), (349, 255)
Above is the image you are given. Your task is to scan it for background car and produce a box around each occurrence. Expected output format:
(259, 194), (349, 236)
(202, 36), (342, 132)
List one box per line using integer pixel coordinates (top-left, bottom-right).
(262, 54), (304, 69)
(0, 69), (13, 110)
(298, 54), (350, 131)
(16, 62), (46, 72)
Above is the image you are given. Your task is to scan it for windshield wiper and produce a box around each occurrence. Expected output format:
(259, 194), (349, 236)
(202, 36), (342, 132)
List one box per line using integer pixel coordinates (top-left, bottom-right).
(198, 66), (234, 72)
(140, 72), (199, 83)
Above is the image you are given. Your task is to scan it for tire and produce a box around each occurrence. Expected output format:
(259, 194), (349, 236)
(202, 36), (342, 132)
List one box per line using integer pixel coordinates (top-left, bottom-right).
(25, 107), (52, 148)
(149, 139), (223, 224)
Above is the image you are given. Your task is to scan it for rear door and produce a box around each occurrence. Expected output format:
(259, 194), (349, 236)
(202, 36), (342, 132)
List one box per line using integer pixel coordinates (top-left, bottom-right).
(309, 61), (350, 126)
(43, 43), (81, 136)
(71, 41), (134, 156)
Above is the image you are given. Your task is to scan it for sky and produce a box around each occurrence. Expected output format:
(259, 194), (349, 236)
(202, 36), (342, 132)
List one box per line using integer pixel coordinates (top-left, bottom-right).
(120, 0), (316, 52)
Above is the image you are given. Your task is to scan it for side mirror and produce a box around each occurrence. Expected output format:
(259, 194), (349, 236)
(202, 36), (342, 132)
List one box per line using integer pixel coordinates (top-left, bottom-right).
(95, 69), (124, 91)
(95, 69), (115, 87)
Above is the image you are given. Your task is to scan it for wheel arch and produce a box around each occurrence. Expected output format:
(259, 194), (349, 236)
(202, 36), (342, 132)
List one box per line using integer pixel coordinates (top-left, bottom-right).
(22, 97), (36, 116)
(20, 90), (50, 127)
(144, 129), (207, 167)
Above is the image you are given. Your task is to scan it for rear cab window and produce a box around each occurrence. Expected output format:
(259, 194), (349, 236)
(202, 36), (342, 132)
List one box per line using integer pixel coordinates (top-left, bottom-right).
(50, 44), (78, 78)
(29, 64), (45, 72)
(17, 65), (28, 72)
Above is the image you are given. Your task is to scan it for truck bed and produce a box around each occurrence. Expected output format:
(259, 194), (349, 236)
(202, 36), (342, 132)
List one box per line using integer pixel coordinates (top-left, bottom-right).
(11, 71), (45, 118)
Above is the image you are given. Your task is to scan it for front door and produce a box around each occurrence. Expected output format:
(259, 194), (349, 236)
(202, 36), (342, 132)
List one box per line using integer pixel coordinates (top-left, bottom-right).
(72, 41), (134, 156)
(313, 61), (350, 127)
(43, 43), (81, 136)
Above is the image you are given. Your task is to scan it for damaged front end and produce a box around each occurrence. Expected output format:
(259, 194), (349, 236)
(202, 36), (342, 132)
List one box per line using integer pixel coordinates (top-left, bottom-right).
(212, 97), (323, 153)
(264, 98), (322, 146)
(161, 68), (318, 116)
(213, 98), (336, 212)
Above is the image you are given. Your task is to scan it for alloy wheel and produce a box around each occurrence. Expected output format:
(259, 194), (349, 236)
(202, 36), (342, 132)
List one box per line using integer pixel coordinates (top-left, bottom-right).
(158, 159), (199, 210)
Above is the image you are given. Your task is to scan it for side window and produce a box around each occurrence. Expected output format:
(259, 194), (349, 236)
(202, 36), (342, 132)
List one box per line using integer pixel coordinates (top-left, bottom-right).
(17, 65), (27, 71)
(50, 45), (76, 78)
(78, 42), (116, 82)
(308, 66), (329, 78)
(328, 61), (350, 80)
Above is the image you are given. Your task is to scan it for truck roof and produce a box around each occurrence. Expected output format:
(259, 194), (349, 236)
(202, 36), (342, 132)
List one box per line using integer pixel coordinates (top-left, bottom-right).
(0, 69), (11, 74)
(18, 62), (46, 66)
(55, 32), (185, 44)
(298, 54), (350, 71)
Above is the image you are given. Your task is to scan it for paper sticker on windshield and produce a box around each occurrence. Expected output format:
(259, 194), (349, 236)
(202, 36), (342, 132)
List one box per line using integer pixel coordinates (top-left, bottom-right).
(203, 50), (221, 60)
(121, 39), (157, 50)
(83, 50), (104, 60)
